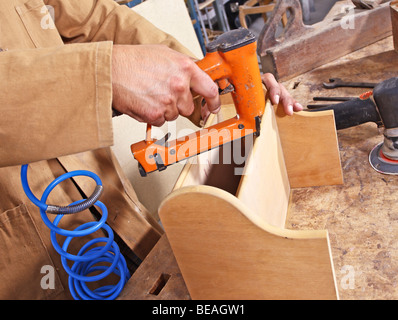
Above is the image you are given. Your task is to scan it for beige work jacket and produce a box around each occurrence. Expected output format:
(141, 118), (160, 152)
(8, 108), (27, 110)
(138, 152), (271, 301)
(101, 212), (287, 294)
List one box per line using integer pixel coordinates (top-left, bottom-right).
(0, 0), (192, 299)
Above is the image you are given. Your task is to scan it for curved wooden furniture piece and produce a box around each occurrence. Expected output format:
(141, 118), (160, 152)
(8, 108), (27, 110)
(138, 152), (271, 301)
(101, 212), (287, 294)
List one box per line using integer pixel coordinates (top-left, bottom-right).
(160, 186), (336, 299)
(159, 98), (342, 299)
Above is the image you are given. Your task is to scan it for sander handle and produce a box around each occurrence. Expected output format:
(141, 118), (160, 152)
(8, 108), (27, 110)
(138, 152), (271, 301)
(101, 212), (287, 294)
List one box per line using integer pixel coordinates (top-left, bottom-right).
(309, 97), (382, 130)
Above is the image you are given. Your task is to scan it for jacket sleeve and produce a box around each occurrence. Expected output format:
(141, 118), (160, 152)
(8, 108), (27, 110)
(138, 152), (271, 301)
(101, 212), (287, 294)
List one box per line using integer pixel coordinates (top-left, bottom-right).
(0, 0), (195, 168)
(45, 0), (195, 57)
(0, 41), (113, 168)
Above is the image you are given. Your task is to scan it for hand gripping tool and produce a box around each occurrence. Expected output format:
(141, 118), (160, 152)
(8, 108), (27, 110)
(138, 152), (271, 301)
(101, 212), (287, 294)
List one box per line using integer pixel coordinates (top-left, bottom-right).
(130, 28), (266, 176)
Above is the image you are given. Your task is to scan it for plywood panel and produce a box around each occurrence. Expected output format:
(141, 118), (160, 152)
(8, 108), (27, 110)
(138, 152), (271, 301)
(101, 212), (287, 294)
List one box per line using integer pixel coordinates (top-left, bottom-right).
(236, 102), (290, 228)
(275, 106), (344, 188)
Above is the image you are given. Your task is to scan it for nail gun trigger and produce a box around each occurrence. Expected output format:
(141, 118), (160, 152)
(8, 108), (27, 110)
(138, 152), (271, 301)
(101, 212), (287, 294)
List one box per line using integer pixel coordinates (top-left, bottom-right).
(219, 84), (235, 95)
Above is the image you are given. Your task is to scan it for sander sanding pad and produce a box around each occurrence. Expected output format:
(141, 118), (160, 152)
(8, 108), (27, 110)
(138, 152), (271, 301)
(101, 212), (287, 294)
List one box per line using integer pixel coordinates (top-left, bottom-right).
(369, 142), (398, 175)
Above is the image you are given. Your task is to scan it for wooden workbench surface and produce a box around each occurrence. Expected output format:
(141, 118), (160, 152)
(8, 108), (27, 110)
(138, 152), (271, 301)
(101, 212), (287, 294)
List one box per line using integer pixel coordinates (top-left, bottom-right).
(283, 36), (398, 300)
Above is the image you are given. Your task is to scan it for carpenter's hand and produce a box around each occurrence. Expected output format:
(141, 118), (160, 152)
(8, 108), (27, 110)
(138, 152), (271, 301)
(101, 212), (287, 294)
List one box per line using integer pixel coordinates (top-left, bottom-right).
(261, 73), (303, 115)
(111, 44), (221, 126)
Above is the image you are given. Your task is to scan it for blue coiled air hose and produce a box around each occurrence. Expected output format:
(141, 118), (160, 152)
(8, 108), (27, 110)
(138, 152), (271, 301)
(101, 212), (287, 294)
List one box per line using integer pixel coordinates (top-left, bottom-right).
(20, 164), (130, 300)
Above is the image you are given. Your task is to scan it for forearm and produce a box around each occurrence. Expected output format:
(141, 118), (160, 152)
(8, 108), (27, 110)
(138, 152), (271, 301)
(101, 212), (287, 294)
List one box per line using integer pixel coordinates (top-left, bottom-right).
(0, 41), (113, 167)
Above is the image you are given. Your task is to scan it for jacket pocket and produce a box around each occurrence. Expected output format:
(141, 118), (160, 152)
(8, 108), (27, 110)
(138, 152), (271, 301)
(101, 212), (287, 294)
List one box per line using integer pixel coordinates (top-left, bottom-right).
(15, 0), (63, 48)
(0, 204), (64, 299)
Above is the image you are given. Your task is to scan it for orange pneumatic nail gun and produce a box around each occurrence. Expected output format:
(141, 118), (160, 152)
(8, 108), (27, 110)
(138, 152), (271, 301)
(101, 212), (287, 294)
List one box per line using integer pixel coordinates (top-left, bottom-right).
(131, 28), (266, 176)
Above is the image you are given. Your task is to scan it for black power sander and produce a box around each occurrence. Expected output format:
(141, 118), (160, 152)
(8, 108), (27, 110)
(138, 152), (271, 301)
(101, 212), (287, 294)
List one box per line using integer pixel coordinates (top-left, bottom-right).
(310, 77), (398, 175)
